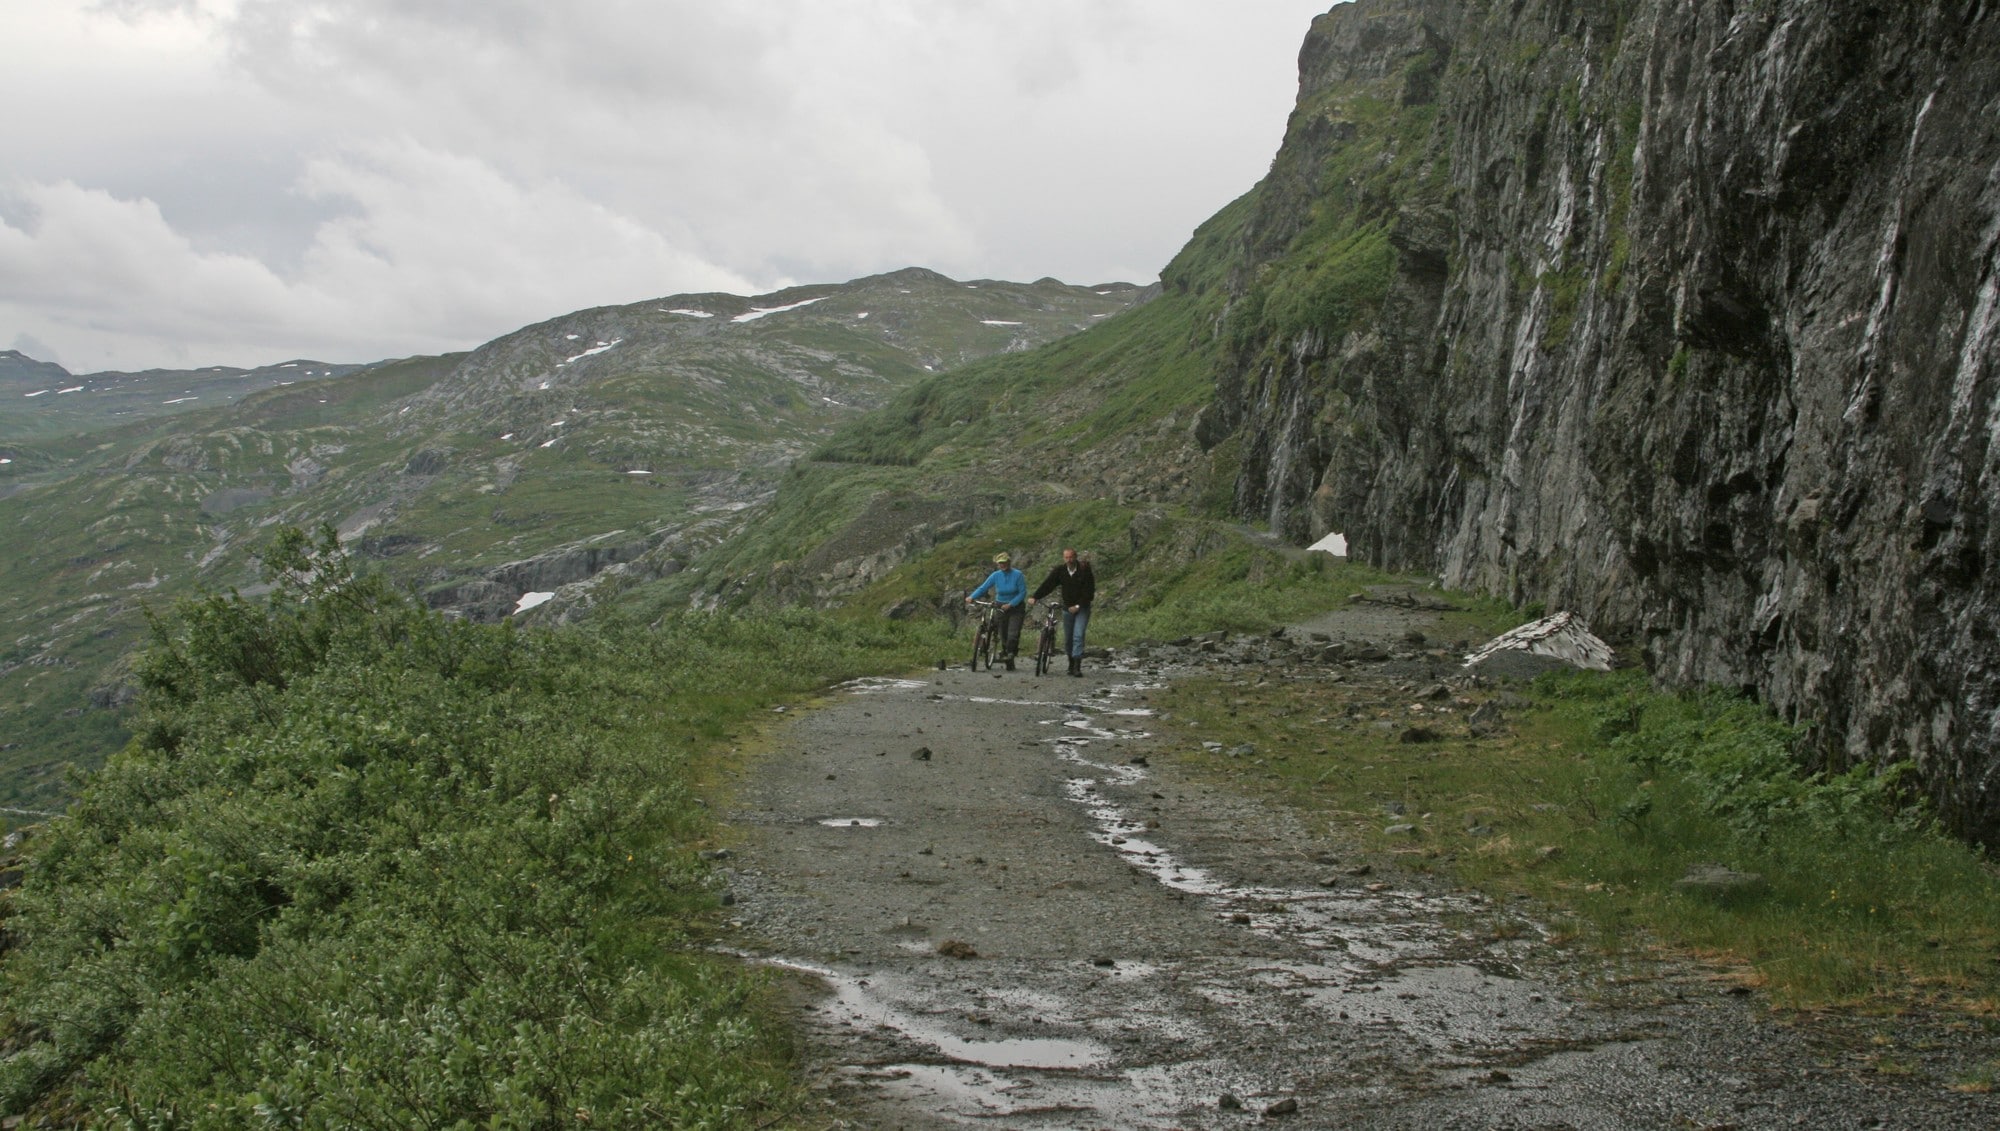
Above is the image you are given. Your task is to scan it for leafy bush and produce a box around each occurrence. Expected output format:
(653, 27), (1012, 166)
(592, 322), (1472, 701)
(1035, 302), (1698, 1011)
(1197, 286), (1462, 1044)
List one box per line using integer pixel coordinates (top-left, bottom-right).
(0, 526), (929, 1125)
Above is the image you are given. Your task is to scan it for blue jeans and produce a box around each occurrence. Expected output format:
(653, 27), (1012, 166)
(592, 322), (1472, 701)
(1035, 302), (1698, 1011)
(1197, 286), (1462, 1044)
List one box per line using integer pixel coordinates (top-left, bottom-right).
(1062, 606), (1090, 657)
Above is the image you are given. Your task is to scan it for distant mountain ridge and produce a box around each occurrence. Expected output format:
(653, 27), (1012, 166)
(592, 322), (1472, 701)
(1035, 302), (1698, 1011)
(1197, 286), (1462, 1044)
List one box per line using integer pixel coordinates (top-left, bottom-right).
(0, 349), (369, 441)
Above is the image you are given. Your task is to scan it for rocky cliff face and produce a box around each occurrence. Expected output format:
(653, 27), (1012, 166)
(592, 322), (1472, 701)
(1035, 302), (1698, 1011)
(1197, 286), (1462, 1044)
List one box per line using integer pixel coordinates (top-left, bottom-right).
(1202, 0), (2000, 844)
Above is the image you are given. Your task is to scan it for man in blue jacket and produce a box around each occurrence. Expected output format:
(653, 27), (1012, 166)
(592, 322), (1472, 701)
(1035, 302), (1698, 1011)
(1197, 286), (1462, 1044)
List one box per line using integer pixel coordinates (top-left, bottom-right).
(967, 551), (1028, 670)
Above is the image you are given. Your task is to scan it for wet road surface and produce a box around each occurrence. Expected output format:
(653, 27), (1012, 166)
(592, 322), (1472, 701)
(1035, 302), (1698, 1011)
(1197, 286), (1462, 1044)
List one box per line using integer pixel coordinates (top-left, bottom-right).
(718, 660), (1998, 1129)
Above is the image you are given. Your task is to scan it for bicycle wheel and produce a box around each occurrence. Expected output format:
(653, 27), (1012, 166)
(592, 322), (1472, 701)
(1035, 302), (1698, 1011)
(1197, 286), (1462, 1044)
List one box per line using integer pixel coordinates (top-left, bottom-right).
(970, 624), (988, 671)
(1035, 624), (1053, 676)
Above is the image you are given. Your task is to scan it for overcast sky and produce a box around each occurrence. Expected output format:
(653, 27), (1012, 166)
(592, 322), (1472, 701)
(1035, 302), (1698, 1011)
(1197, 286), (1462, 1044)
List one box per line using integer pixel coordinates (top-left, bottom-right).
(1, 1), (1335, 373)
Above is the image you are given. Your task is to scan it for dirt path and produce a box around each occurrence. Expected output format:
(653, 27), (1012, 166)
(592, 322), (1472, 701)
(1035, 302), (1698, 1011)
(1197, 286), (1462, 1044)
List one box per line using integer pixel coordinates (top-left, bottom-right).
(717, 610), (1996, 1129)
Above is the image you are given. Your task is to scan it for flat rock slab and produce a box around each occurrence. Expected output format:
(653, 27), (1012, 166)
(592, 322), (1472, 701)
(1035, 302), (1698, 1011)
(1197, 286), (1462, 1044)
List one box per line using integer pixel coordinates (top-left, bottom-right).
(718, 643), (1995, 1129)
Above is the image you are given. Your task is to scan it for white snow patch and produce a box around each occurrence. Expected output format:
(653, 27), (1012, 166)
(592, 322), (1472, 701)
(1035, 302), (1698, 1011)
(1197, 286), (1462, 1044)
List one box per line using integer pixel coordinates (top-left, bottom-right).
(23, 390), (48, 397)
(279, 362), (298, 368)
(538, 381), (550, 389)
(822, 396), (844, 406)
(56, 386), (84, 394)
(549, 420), (566, 427)
(664, 307), (714, 318)
(558, 339), (622, 365)
(513, 592), (556, 614)
(856, 311), (870, 319)
(0, 458), (11, 465)
(500, 433), (514, 440)
(540, 438), (559, 448)
(627, 469), (652, 475)
(1306, 531), (1348, 557)
(732, 296), (826, 323)
(163, 396), (198, 404)
(565, 333), (580, 340)
(981, 319), (1023, 326)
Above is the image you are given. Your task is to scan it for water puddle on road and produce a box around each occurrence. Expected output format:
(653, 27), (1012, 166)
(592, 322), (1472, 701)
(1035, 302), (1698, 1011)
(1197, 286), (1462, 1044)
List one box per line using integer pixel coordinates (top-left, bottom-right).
(838, 677), (934, 694)
(816, 817), (884, 828)
(759, 957), (1109, 1071)
(1045, 692), (1544, 1012)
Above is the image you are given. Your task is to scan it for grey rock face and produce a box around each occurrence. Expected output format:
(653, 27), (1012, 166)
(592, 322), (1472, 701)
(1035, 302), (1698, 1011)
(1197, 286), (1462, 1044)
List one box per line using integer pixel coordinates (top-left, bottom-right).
(1206, 0), (2000, 844)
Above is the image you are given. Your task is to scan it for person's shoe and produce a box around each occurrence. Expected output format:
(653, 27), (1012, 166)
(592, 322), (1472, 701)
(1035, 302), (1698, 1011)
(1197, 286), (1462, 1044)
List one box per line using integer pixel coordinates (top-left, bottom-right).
(1069, 656), (1081, 676)
(1005, 656), (1016, 671)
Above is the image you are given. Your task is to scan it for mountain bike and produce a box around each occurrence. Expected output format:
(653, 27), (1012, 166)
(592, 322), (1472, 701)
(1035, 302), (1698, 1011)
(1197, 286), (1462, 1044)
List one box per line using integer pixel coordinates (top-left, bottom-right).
(967, 599), (999, 671)
(1031, 601), (1061, 676)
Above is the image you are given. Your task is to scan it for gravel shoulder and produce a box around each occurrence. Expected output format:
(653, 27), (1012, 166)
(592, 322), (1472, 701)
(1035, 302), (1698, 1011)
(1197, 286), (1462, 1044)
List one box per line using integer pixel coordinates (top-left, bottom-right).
(715, 604), (1998, 1129)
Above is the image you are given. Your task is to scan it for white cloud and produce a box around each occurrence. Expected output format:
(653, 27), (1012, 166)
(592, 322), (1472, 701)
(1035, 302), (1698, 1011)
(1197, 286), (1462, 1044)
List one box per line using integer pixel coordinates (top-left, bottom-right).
(0, 0), (1336, 370)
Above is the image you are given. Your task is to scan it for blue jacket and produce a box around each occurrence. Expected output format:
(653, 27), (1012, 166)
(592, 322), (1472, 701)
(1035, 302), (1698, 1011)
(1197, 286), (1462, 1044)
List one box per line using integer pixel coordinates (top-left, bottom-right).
(969, 567), (1026, 607)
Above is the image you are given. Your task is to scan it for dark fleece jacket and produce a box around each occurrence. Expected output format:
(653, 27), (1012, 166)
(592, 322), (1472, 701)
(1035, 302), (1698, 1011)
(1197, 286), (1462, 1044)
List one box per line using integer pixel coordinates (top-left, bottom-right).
(1033, 562), (1095, 607)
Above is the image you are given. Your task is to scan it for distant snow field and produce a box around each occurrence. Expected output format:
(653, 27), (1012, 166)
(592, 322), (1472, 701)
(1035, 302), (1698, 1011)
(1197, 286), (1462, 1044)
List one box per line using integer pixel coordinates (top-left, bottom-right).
(0, 458), (12, 464)
(626, 469), (652, 475)
(856, 312), (870, 319)
(56, 386), (84, 394)
(513, 592), (556, 614)
(23, 390), (48, 397)
(665, 308), (714, 318)
(163, 396), (198, 404)
(565, 333), (580, 340)
(540, 438), (559, 448)
(732, 296), (825, 323)
(981, 319), (1023, 326)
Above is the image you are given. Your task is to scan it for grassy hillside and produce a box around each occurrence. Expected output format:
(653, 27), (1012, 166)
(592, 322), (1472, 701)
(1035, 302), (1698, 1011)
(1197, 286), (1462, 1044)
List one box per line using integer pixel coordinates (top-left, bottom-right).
(0, 273), (1135, 807)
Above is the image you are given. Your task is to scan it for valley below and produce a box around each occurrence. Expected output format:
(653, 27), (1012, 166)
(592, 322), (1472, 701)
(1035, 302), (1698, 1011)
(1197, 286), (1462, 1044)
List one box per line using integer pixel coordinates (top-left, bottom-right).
(719, 602), (1999, 1129)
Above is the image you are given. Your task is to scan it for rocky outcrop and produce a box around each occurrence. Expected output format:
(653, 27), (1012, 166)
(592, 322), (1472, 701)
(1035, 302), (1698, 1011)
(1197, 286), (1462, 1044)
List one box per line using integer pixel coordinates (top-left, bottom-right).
(1204, 0), (2000, 844)
(422, 532), (671, 621)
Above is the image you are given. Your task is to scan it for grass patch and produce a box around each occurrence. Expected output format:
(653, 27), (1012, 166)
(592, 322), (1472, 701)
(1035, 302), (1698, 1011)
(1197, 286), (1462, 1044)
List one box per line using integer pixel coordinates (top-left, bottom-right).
(1152, 666), (2000, 1012)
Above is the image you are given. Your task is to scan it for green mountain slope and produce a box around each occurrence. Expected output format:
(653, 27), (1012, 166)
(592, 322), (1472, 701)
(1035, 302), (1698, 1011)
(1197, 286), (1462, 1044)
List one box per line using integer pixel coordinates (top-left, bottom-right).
(0, 270), (1139, 807)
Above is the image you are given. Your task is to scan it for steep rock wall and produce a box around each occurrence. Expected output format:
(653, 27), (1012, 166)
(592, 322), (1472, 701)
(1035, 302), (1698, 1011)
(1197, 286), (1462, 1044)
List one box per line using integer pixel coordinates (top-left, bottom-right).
(1204, 0), (2000, 843)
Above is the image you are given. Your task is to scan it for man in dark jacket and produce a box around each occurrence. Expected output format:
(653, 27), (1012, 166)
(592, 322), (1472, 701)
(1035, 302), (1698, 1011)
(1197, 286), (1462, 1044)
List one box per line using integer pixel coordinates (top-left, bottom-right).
(1030, 548), (1095, 676)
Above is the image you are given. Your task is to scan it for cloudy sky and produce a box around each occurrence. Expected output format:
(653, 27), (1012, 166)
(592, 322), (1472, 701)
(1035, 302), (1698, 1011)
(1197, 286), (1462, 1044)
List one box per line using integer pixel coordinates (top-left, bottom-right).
(1, 1), (1335, 373)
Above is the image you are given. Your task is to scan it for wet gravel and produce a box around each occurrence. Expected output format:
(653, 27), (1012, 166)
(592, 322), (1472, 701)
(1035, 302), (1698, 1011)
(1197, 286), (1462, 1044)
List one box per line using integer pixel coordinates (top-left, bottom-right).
(716, 617), (1999, 1129)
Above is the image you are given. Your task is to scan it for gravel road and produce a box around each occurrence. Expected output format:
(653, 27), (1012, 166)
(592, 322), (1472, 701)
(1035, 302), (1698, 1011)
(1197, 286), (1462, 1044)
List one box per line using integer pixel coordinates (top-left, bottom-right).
(716, 611), (1998, 1129)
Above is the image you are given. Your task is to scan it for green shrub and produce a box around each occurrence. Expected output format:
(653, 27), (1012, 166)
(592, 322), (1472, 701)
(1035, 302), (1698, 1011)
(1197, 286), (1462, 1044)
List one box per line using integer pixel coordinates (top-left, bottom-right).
(0, 527), (933, 1124)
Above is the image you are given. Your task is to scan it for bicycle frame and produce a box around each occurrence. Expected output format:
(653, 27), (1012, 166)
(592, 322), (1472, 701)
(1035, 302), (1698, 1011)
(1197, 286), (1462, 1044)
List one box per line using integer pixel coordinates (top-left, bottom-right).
(967, 599), (1000, 671)
(1033, 603), (1061, 676)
